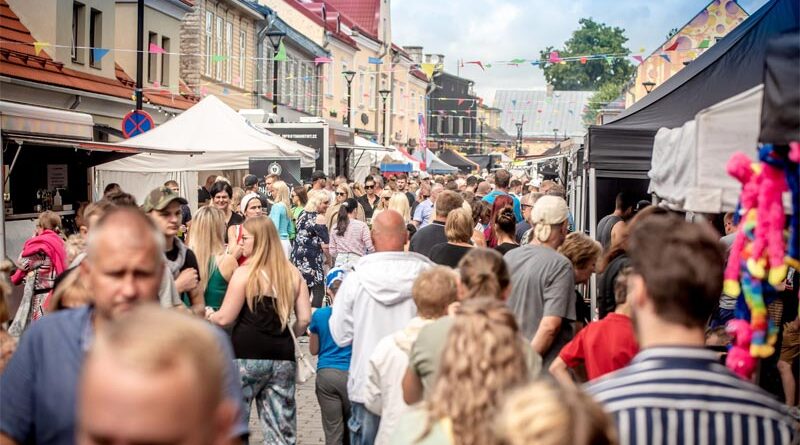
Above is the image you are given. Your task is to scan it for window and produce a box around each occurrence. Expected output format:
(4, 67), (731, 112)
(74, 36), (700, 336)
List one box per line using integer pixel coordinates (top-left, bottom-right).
(204, 12), (213, 75)
(239, 30), (246, 88)
(369, 74), (375, 109)
(71, 2), (85, 63)
(299, 63), (306, 111)
(225, 22), (233, 83)
(147, 32), (157, 83)
(400, 87), (405, 114)
(215, 16), (223, 79)
(160, 37), (170, 86)
(436, 115), (443, 135)
(88, 8), (102, 68)
(287, 59), (295, 107)
(358, 73), (365, 107)
(457, 117), (463, 136)
(341, 62), (348, 99)
(325, 62), (333, 96)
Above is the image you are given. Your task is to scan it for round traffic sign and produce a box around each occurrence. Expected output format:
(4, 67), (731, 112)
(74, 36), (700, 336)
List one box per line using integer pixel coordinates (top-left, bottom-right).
(121, 110), (155, 139)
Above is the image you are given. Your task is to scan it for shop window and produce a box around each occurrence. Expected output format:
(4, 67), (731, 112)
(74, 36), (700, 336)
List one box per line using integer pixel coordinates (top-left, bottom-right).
(71, 2), (85, 64)
(88, 9), (102, 68)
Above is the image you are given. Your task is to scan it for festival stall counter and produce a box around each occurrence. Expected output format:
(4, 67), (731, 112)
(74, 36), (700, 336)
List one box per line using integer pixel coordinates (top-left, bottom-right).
(94, 96), (315, 211)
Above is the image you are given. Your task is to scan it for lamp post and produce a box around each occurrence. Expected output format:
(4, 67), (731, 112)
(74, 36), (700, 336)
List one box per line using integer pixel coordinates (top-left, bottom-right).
(379, 89), (391, 146)
(515, 121), (523, 157)
(642, 81), (656, 94)
(266, 31), (285, 116)
(343, 70), (356, 127)
(478, 116), (486, 154)
(553, 128), (559, 144)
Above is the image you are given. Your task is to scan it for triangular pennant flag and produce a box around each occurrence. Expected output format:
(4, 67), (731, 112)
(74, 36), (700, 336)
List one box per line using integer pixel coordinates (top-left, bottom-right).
(605, 56), (614, 64)
(153, 80), (161, 88)
(580, 56), (587, 64)
(508, 58), (526, 65)
(233, 75), (240, 84)
(465, 61), (484, 70)
(548, 51), (561, 63)
(665, 41), (679, 51)
(457, 99), (465, 105)
(149, 42), (165, 54)
(511, 99), (517, 107)
(212, 54), (227, 62)
(659, 54), (671, 63)
(632, 55), (644, 63)
(314, 56), (332, 66)
(33, 41), (50, 55)
(274, 41), (287, 61)
(222, 87), (229, 96)
(698, 39), (710, 49)
(368, 56), (383, 65)
(485, 63), (492, 68)
(639, 47), (646, 53)
(200, 86), (208, 97)
(92, 48), (110, 62)
(530, 60), (540, 67)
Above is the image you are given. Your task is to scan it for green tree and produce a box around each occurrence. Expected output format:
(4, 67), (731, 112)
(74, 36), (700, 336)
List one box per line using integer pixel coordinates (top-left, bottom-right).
(582, 81), (625, 125)
(539, 18), (634, 91)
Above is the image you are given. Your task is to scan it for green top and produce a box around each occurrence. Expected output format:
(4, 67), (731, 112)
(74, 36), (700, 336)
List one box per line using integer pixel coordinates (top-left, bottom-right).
(204, 259), (229, 310)
(291, 206), (303, 240)
(390, 410), (453, 445)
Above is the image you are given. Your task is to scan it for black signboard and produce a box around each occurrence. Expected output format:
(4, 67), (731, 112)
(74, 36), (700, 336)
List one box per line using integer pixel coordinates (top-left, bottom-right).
(268, 126), (326, 178)
(248, 157), (301, 188)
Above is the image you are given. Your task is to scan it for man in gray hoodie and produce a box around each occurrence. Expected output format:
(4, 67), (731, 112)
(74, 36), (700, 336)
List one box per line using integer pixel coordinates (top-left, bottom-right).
(329, 210), (433, 445)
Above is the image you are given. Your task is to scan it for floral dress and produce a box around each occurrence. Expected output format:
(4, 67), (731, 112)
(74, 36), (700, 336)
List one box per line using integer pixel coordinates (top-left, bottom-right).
(290, 211), (329, 289)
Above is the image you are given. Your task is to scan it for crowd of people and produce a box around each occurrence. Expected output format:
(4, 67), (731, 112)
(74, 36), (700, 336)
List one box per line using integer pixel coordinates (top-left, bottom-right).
(0, 168), (797, 445)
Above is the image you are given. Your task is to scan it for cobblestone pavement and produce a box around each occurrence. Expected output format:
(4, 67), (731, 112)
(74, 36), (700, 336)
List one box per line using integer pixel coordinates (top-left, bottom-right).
(247, 341), (325, 444)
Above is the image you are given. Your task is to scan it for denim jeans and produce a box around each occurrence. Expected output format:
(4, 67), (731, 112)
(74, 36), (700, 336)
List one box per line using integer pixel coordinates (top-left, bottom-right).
(348, 402), (380, 445)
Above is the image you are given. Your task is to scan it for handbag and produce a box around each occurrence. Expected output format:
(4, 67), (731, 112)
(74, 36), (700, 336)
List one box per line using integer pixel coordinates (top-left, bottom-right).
(288, 326), (316, 384)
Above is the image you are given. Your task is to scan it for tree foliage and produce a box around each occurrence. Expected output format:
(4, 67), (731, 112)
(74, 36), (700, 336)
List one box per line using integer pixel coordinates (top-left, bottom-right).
(582, 82), (625, 125)
(539, 18), (634, 91)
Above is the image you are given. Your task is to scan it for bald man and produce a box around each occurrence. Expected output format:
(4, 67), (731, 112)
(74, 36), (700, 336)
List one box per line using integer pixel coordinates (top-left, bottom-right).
(329, 210), (433, 444)
(0, 207), (248, 445)
(78, 306), (236, 445)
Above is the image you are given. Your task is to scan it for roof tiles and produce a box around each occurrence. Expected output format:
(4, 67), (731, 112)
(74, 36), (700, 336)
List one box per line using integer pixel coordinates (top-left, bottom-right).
(323, 0), (380, 38)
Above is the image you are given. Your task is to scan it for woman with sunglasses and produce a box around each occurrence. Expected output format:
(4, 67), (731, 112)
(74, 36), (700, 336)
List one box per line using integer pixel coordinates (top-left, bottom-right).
(371, 189), (395, 222)
(325, 184), (365, 233)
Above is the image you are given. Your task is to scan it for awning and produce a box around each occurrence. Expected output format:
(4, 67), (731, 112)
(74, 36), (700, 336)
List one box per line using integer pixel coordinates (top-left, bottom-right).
(438, 149), (479, 173)
(380, 162), (412, 172)
(1, 101), (93, 140)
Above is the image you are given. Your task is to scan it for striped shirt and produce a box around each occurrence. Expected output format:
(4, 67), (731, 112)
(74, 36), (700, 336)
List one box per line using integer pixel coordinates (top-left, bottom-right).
(330, 218), (374, 259)
(585, 347), (797, 445)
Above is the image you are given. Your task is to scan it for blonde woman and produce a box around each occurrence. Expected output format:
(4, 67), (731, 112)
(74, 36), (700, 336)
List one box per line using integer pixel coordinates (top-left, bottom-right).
(269, 181), (295, 257)
(189, 207), (238, 310)
(206, 216), (311, 444)
(326, 183), (365, 232)
(231, 186), (245, 219)
(371, 189), (395, 221)
(291, 190), (331, 308)
(428, 208), (474, 268)
(392, 298), (530, 445)
(494, 380), (616, 445)
(387, 192), (411, 224)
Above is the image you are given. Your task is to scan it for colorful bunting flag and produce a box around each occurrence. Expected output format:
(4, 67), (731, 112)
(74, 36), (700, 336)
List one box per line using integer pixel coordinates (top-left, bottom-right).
(222, 87), (229, 96)
(153, 81), (161, 88)
(508, 58), (526, 65)
(639, 47), (646, 53)
(368, 56), (383, 65)
(314, 56), (333, 65)
(485, 63), (492, 68)
(511, 99), (517, 107)
(580, 56), (587, 64)
(548, 51), (561, 63)
(233, 75), (241, 84)
(92, 48), (110, 62)
(200, 86), (208, 97)
(465, 61), (484, 70)
(420, 63), (436, 78)
(33, 41), (49, 55)
(149, 43), (165, 54)
(665, 41), (679, 51)
(274, 41), (287, 62)
(698, 39), (710, 49)
(212, 54), (227, 62)
(530, 61), (540, 67)
(632, 55), (643, 63)
(660, 54), (671, 63)
(457, 99), (465, 105)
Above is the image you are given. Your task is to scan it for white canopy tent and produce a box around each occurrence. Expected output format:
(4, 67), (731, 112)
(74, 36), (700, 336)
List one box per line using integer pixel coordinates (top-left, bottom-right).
(95, 96), (315, 209)
(350, 135), (391, 183)
(648, 85), (763, 213)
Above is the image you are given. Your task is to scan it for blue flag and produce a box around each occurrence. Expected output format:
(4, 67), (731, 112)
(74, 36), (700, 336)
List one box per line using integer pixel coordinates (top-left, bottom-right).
(92, 48), (110, 62)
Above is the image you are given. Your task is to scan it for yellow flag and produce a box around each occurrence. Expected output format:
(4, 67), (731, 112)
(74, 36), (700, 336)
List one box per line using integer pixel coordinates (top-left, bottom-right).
(33, 41), (50, 55)
(420, 63), (435, 79)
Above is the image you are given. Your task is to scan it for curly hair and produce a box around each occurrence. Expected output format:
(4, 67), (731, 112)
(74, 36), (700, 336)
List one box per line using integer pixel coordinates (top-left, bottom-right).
(421, 298), (529, 445)
(558, 232), (602, 270)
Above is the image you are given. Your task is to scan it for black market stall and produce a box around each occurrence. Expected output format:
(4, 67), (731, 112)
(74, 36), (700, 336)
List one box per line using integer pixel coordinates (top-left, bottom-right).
(584, 0), (800, 234)
(437, 149), (479, 174)
(0, 101), (142, 259)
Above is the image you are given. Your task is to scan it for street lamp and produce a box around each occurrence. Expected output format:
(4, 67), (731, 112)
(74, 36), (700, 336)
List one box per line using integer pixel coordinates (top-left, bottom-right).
(515, 121), (524, 157)
(478, 116), (486, 154)
(342, 70), (356, 126)
(266, 31), (285, 116)
(553, 128), (559, 143)
(379, 89), (391, 146)
(642, 81), (656, 94)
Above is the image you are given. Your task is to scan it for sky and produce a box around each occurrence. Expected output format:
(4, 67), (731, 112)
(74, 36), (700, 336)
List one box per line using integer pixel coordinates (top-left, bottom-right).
(391, 0), (770, 104)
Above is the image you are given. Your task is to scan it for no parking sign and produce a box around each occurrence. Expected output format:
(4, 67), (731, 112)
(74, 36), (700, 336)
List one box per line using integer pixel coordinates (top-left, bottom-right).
(121, 110), (155, 139)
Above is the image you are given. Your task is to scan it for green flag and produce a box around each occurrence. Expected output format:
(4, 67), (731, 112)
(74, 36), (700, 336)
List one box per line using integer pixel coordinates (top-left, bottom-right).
(698, 39), (710, 49)
(274, 41), (287, 62)
(212, 54), (227, 62)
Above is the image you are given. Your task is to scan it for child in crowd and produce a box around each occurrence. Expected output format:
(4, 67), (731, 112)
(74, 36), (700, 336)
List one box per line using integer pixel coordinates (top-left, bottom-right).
(364, 267), (459, 445)
(549, 267), (638, 385)
(309, 268), (353, 445)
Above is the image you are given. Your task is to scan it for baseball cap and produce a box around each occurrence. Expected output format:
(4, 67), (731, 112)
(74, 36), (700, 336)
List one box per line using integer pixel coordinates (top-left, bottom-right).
(531, 195), (569, 225)
(141, 186), (188, 212)
(311, 170), (327, 182)
(243, 174), (259, 188)
(326, 267), (347, 289)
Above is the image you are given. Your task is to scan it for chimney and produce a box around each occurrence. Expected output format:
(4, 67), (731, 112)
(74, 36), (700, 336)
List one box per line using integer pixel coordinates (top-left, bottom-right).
(404, 46), (423, 64)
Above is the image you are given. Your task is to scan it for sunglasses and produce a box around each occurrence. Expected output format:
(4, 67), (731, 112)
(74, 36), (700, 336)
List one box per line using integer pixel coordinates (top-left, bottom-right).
(365, 185), (374, 189)
(382, 197), (391, 201)
(336, 192), (346, 196)
(422, 195), (430, 199)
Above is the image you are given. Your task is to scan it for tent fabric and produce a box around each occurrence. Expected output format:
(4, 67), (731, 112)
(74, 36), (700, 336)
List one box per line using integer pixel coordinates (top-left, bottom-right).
(438, 149), (479, 173)
(649, 86), (763, 213)
(588, 0), (800, 172)
(411, 150), (458, 174)
(759, 31), (800, 145)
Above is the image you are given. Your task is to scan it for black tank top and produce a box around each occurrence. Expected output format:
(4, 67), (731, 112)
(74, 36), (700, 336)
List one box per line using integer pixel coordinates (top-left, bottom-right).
(231, 296), (294, 361)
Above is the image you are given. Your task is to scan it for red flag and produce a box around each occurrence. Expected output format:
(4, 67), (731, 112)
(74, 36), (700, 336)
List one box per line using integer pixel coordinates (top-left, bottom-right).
(665, 41), (679, 51)
(457, 99), (465, 105)
(580, 56), (587, 64)
(465, 61), (484, 70)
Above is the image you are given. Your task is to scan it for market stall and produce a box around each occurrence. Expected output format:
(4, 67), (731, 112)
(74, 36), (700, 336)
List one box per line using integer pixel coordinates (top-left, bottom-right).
(412, 150), (458, 175)
(437, 149), (479, 174)
(95, 96), (315, 210)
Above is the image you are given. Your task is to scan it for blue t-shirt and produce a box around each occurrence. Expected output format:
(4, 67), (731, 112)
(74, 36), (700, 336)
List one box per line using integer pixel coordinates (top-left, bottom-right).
(309, 306), (352, 371)
(482, 190), (523, 222)
(412, 199), (435, 228)
(0, 306), (249, 444)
